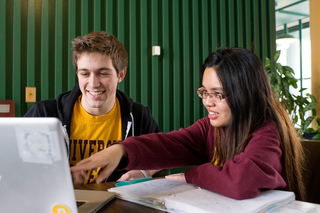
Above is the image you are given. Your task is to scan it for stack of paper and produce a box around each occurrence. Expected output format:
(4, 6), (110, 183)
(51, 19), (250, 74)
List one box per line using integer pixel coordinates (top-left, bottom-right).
(108, 179), (296, 213)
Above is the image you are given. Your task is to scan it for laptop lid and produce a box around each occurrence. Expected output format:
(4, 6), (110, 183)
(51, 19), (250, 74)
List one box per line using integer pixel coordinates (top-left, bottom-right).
(0, 117), (115, 213)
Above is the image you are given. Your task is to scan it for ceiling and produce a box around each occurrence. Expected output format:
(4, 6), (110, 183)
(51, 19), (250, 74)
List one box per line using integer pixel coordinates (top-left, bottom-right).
(276, 0), (309, 26)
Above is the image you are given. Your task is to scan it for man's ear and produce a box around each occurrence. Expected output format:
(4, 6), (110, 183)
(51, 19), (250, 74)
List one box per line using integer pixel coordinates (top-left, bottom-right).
(118, 69), (127, 83)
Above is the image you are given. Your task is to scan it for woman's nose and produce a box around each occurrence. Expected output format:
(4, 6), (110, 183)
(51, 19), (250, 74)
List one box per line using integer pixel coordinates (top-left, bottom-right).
(203, 95), (216, 107)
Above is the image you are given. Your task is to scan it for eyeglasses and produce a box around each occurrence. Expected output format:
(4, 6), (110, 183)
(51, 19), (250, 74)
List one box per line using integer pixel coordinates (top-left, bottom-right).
(196, 87), (225, 103)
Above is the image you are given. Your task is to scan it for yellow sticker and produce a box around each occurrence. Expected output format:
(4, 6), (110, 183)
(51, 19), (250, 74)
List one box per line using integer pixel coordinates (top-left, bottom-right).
(52, 204), (71, 213)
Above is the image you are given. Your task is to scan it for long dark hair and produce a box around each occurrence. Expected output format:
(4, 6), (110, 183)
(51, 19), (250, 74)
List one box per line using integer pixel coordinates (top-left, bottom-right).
(202, 47), (306, 201)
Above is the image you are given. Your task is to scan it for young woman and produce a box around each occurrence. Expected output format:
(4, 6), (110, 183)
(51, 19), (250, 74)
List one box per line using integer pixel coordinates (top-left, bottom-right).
(71, 47), (306, 201)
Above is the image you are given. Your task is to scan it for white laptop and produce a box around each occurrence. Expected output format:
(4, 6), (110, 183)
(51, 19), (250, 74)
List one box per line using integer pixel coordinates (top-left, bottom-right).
(0, 117), (115, 213)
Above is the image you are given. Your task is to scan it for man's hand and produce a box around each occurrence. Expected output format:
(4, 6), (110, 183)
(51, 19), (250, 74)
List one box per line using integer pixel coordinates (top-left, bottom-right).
(71, 144), (127, 184)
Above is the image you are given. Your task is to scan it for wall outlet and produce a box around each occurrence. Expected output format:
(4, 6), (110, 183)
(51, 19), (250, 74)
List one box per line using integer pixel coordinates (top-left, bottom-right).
(152, 46), (161, 56)
(26, 87), (36, 103)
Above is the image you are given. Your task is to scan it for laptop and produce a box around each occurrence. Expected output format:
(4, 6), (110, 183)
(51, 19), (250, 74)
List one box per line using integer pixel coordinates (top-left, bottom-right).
(0, 117), (115, 213)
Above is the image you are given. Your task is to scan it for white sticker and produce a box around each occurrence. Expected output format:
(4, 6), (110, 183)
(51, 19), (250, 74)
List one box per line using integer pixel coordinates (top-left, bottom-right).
(16, 127), (61, 164)
(0, 104), (10, 113)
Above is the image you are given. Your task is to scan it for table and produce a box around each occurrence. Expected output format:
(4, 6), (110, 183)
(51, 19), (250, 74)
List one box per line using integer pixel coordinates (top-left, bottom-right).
(74, 181), (164, 213)
(301, 139), (320, 204)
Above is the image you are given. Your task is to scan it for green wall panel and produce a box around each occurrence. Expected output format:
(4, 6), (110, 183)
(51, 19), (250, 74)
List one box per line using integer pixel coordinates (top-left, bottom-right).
(0, 0), (276, 133)
(68, 0), (77, 90)
(41, 0), (49, 100)
(0, 0), (6, 100)
(13, 0), (22, 116)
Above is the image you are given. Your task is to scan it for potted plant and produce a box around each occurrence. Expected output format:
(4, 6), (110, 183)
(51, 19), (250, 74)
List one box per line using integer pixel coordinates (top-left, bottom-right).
(304, 118), (320, 140)
(292, 89), (319, 139)
(264, 50), (297, 117)
(264, 50), (320, 140)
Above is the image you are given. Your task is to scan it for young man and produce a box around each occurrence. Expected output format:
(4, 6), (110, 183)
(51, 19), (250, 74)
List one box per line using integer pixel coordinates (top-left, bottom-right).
(25, 31), (162, 183)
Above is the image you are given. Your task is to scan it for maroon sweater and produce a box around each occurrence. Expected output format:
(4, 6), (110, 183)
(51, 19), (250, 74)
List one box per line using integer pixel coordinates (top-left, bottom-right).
(118, 117), (287, 200)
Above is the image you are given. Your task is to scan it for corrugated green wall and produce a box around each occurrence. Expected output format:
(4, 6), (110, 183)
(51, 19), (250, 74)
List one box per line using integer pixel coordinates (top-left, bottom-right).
(0, 0), (276, 133)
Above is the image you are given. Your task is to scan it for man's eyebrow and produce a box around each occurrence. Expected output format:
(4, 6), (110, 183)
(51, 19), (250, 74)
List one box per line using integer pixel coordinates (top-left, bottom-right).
(98, 67), (113, 71)
(77, 67), (113, 72)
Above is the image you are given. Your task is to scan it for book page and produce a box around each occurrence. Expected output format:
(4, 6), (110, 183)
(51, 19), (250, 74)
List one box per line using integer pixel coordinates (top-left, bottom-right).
(109, 179), (197, 199)
(267, 200), (318, 213)
(164, 189), (295, 213)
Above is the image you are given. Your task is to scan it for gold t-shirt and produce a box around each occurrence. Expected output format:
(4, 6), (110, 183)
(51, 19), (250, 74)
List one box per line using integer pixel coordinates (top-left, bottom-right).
(69, 96), (122, 184)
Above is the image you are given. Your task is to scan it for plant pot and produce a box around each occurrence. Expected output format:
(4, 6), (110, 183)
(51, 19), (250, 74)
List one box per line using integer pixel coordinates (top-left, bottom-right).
(304, 132), (316, 140)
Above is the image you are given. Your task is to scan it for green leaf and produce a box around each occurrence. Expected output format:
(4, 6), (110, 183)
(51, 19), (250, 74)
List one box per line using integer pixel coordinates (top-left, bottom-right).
(282, 65), (295, 75)
(273, 86), (281, 100)
(267, 72), (274, 83)
(275, 74), (282, 87)
(287, 78), (298, 89)
(303, 116), (315, 130)
(264, 57), (271, 68)
(283, 71), (295, 79)
(282, 81), (291, 97)
(276, 63), (283, 75)
(299, 88), (308, 93)
(274, 50), (281, 62)
(306, 93), (317, 103)
(294, 96), (305, 106)
(303, 102), (318, 113)
(316, 118), (320, 126)
(305, 128), (315, 133)
(312, 133), (320, 140)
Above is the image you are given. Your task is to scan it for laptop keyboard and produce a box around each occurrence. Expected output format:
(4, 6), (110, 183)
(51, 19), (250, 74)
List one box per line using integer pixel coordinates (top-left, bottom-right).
(76, 201), (86, 208)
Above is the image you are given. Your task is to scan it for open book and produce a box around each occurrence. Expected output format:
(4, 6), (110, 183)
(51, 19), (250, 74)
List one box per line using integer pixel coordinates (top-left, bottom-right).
(108, 178), (295, 213)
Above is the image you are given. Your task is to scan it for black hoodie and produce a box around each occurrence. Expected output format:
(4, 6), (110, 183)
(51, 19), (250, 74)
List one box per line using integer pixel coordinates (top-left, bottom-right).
(24, 84), (160, 181)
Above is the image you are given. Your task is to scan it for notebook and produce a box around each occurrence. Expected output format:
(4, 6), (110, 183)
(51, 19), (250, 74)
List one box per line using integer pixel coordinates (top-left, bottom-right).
(0, 117), (115, 213)
(109, 178), (296, 213)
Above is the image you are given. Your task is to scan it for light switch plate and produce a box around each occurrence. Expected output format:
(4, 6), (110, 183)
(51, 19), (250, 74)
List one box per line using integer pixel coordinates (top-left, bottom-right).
(152, 46), (161, 56)
(26, 87), (36, 103)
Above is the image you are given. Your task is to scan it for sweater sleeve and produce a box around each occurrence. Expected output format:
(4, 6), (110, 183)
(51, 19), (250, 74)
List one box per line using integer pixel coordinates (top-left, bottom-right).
(119, 118), (209, 169)
(185, 122), (286, 200)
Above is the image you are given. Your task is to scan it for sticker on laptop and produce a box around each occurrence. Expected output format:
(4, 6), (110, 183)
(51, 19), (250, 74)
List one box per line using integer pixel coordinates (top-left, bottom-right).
(52, 204), (71, 213)
(16, 127), (61, 164)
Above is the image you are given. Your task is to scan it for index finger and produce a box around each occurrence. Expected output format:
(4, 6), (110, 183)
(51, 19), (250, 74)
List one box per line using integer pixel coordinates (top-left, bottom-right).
(70, 158), (97, 172)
